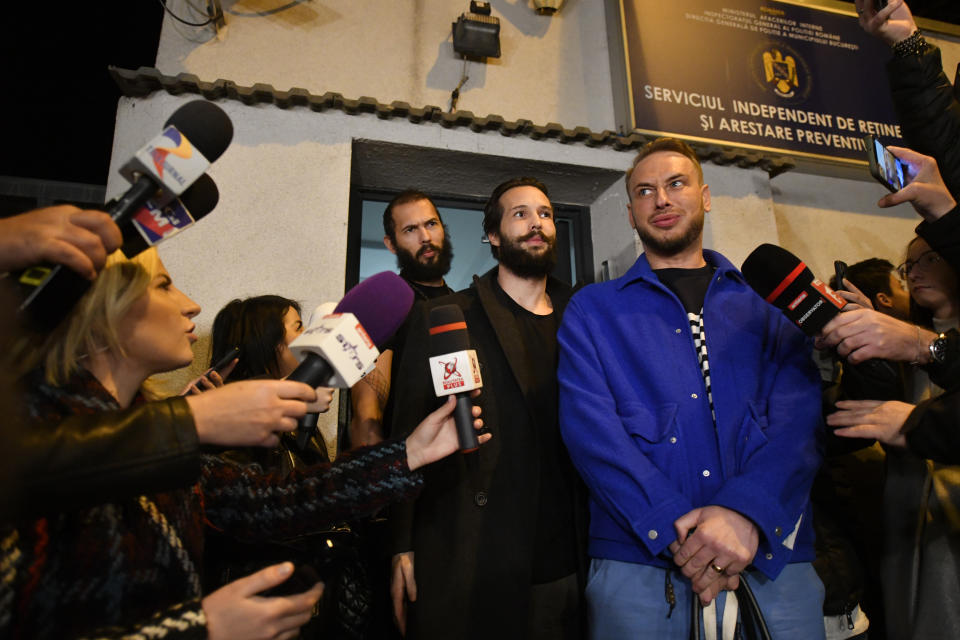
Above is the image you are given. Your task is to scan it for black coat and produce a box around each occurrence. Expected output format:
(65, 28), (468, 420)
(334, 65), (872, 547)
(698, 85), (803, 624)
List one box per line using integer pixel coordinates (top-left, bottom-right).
(388, 268), (588, 640)
(887, 44), (960, 198)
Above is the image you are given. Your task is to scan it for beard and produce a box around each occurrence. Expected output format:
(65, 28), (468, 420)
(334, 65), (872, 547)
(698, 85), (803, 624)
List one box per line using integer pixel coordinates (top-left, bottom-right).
(498, 230), (557, 279)
(396, 233), (454, 282)
(637, 212), (704, 257)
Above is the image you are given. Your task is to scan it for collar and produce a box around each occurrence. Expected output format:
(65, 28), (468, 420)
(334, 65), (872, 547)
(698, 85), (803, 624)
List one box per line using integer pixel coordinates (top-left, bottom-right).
(615, 249), (746, 291)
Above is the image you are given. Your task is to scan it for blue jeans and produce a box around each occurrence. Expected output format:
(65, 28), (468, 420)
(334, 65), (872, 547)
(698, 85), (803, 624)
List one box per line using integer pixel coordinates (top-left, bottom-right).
(586, 558), (825, 640)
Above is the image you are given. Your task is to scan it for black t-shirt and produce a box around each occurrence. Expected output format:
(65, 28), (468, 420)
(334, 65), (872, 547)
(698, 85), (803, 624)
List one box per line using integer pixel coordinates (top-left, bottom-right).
(653, 264), (715, 313)
(492, 280), (578, 583)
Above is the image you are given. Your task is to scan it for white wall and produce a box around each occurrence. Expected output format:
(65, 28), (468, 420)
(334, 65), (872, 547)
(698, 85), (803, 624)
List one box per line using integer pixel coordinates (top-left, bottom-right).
(156, 0), (616, 132)
(113, 1), (960, 446)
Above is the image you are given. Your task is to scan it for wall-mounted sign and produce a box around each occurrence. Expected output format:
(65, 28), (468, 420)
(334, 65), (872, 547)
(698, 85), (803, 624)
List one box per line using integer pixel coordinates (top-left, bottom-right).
(616, 0), (904, 162)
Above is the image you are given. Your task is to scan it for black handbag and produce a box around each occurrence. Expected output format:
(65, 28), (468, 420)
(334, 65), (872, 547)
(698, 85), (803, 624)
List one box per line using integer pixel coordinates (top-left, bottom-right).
(689, 573), (772, 640)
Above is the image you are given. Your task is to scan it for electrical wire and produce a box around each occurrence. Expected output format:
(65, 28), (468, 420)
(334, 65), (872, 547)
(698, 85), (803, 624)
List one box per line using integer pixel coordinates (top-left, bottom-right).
(157, 0), (215, 27)
(449, 57), (470, 113)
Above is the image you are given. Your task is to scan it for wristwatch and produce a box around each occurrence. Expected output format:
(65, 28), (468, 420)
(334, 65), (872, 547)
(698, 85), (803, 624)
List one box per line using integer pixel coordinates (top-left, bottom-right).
(929, 332), (948, 364)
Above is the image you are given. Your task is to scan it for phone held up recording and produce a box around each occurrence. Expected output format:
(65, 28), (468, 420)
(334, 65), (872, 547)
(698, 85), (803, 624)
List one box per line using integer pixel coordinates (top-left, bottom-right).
(864, 134), (908, 193)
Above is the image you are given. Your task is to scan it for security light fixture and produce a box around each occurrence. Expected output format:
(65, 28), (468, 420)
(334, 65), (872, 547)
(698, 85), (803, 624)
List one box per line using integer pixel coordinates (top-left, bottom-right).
(533, 0), (564, 15)
(453, 1), (501, 59)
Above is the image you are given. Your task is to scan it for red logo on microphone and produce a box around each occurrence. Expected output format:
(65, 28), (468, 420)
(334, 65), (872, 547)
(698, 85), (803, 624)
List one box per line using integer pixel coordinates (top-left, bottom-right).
(439, 358), (465, 390)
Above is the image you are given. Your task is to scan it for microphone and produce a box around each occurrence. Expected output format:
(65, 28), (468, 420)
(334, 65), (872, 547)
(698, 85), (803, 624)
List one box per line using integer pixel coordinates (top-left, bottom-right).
(119, 174), (220, 258)
(287, 272), (415, 448)
(427, 304), (483, 453)
(116, 100), (233, 212)
(16, 101), (233, 332)
(742, 243), (899, 401)
(741, 244), (845, 336)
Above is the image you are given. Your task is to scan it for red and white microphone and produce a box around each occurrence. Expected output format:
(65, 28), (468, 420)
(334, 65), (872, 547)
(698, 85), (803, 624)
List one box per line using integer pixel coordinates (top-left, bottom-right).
(427, 304), (483, 453)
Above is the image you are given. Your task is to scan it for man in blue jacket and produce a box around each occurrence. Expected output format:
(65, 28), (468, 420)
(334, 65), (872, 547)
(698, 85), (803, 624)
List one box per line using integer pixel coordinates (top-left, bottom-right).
(557, 138), (824, 638)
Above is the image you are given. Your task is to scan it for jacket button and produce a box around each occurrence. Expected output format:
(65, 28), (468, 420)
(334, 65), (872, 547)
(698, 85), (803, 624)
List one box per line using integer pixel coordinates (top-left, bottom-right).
(765, 553), (773, 560)
(648, 529), (658, 540)
(774, 526), (783, 537)
(474, 491), (488, 507)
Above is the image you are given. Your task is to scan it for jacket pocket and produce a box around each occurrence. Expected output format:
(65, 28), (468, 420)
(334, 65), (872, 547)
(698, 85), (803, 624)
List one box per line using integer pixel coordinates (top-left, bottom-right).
(735, 402), (769, 470)
(618, 402), (677, 444)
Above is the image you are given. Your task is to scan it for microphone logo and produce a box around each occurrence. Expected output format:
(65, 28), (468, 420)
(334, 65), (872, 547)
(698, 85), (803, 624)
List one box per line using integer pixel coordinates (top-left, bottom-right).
(439, 358), (465, 390)
(149, 127), (194, 184)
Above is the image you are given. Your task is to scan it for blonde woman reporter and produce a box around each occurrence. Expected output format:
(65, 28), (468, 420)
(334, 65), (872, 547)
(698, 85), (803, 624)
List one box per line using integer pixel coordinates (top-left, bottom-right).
(2, 248), (485, 640)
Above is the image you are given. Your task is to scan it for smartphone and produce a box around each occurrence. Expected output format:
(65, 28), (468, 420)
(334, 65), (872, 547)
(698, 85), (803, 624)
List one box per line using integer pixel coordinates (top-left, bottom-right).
(833, 260), (848, 292)
(208, 346), (241, 375)
(864, 134), (907, 192)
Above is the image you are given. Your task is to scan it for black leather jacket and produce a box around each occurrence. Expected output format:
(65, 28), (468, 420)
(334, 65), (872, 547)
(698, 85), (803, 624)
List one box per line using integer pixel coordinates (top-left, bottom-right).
(1, 396), (200, 521)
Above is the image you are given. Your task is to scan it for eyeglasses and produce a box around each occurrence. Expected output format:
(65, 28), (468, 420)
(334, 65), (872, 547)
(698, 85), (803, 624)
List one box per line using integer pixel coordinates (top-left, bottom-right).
(897, 250), (943, 279)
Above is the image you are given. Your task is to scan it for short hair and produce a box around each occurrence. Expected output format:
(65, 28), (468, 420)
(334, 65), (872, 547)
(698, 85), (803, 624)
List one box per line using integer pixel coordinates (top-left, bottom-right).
(482, 177), (550, 259)
(843, 258), (896, 309)
(14, 249), (161, 385)
(625, 138), (703, 193)
(210, 295), (302, 381)
(383, 190), (440, 242)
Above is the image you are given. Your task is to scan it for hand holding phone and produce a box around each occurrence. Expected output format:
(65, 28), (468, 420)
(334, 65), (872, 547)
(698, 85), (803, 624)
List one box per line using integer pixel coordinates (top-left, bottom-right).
(180, 347), (241, 396)
(833, 260), (848, 292)
(864, 134), (908, 192)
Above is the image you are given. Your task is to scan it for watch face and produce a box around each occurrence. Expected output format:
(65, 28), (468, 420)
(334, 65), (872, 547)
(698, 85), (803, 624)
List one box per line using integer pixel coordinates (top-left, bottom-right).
(931, 334), (948, 364)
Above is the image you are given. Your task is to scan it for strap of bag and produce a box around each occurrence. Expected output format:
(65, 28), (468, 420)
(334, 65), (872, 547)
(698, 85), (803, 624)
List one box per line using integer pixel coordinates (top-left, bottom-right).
(688, 573), (772, 640)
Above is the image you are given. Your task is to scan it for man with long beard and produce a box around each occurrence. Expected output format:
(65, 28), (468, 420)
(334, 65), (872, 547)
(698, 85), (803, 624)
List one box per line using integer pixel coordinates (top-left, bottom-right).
(388, 177), (587, 639)
(350, 190), (455, 448)
(557, 138), (824, 638)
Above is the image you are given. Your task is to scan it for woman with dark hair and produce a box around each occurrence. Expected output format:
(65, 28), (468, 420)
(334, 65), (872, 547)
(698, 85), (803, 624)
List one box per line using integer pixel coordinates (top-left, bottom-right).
(877, 236), (960, 639)
(206, 295), (356, 638)
(207, 294), (332, 468)
(211, 295), (306, 382)
(1, 249), (485, 640)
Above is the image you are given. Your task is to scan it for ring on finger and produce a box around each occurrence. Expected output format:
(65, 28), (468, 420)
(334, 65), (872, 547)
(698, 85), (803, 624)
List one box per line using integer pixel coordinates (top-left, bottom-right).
(710, 563), (725, 574)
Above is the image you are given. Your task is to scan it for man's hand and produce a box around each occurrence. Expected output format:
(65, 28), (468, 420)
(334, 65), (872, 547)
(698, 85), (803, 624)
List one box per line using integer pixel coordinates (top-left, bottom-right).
(815, 308), (937, 364)
(855, 0), (917, 45)
(391, 552), (416, 636)
(404, 393), (488, 471)
(670, 506), (759, 605)
(0, 205), (122, 277)
(828, 399), (913, 447)
(202, 562), (324, 640)
(186, 379), (317, 447)
(877, 147), (958, 222)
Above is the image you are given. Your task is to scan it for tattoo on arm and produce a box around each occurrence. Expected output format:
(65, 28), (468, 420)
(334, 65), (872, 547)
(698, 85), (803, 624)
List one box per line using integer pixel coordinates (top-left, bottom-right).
(361, 369), (390, 408)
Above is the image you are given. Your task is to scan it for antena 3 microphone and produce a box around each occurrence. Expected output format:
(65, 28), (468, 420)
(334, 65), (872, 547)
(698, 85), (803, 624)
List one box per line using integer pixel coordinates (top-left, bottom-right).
(16, 101), (233, 332)
(117, 100), (233, 210)
(428, 304), (482, 453)
(742, 243), (845, 336)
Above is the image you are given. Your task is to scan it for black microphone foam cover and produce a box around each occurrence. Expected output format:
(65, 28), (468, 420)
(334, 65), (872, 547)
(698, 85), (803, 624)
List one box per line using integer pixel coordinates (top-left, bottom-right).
(741, 244), (801, 300)
(428, 304), (471, 356)
(742, 243), (845, 336)
(181, 174), (219, 221)
(165, 100), (234, 163)
(333, 272), (414, 348)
